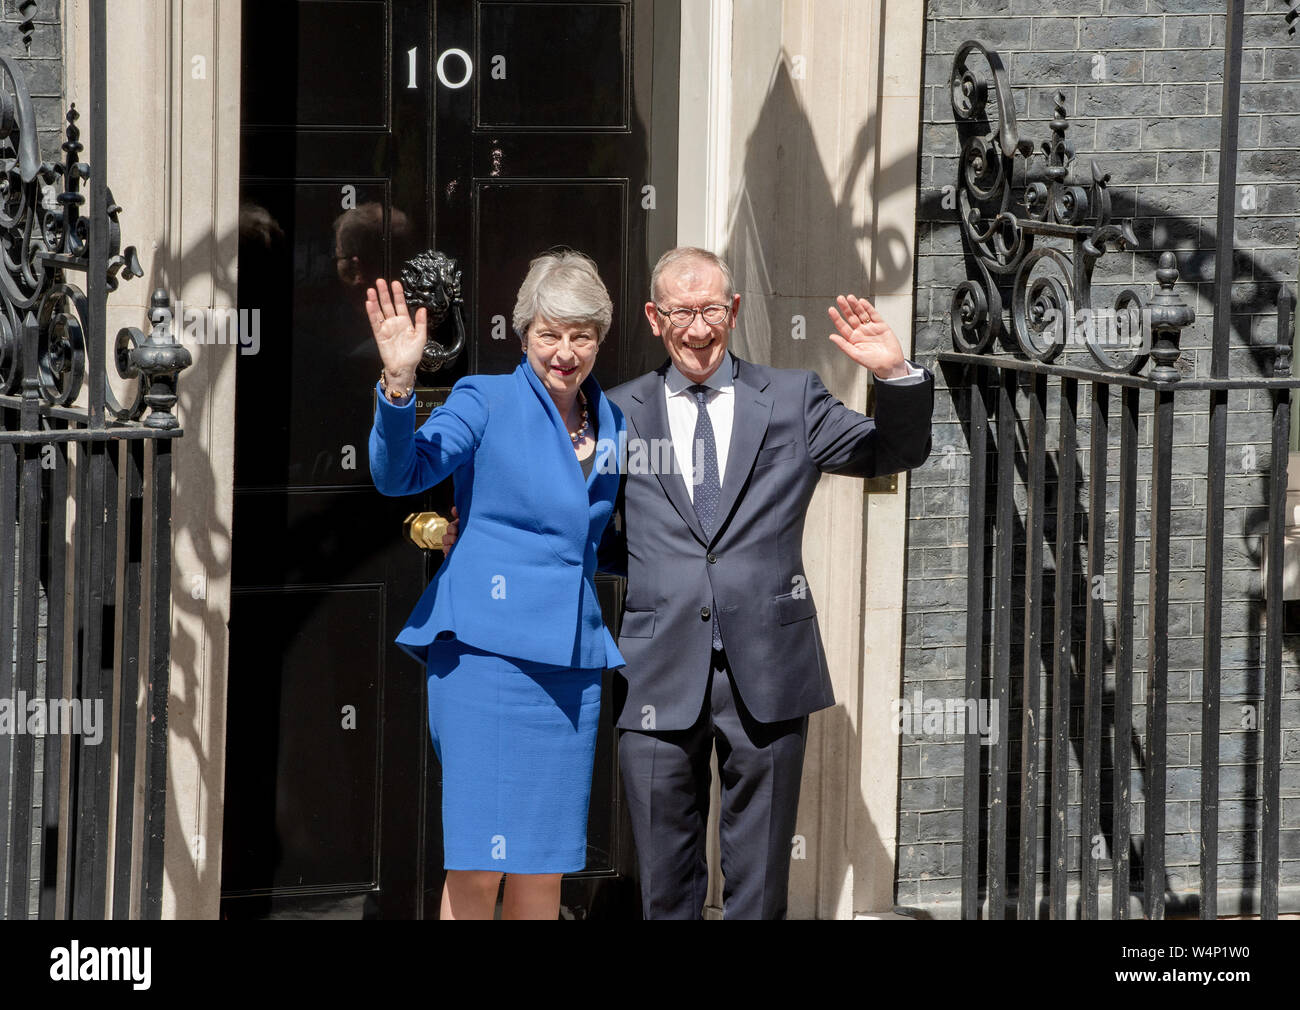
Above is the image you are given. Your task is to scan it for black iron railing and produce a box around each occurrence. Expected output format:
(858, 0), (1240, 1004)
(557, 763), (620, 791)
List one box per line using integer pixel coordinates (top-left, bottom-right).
(0, 0), (189, 919)
(940, 6), (1296, 921)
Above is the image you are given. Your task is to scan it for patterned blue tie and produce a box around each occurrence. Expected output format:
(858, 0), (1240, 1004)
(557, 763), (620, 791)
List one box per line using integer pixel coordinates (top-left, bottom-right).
(689, 384), (723, 649)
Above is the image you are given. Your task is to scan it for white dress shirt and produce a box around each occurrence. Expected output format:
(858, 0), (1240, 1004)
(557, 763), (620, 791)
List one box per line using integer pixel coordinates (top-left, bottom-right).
(664, 351), (925, 501)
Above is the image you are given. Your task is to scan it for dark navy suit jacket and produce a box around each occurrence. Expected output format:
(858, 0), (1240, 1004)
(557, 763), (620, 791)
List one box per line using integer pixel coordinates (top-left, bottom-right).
(601, 355), (933, 730)
(369, 358), (626, 671)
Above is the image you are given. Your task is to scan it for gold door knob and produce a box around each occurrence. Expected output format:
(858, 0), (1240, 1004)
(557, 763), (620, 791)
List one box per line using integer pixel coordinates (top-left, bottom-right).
(404, 511), (450, 551)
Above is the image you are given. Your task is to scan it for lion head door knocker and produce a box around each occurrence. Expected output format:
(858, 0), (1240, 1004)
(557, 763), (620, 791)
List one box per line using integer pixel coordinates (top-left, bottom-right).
(398, 249), (466, 373)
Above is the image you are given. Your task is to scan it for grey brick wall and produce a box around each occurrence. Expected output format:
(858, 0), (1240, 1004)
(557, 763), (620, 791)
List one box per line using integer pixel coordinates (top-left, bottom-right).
(1, 0), (62, 920)
(903, 0), (1300, 916)
(4, 1), (64, 153)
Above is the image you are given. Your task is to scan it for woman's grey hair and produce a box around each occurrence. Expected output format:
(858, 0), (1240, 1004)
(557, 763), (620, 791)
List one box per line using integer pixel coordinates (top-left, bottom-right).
(512, 249), (614, 342)
(650, 247), (734, 304)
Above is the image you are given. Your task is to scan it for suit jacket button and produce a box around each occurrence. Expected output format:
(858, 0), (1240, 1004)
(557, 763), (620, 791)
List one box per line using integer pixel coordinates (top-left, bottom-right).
(700, 606), (711, 620)
(707, 553), (717, 564)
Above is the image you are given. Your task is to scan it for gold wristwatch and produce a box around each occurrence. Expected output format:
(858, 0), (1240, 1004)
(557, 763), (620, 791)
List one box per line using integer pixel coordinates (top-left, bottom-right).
(380, 369), (414, 404)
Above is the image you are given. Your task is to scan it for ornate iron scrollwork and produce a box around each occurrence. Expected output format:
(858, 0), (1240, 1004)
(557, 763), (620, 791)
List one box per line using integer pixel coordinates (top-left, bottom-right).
(950, 43), (1154, 374)
(398, 249), (466, 373)
(0, 52), (184, 423)
(111, 290), (192, 429)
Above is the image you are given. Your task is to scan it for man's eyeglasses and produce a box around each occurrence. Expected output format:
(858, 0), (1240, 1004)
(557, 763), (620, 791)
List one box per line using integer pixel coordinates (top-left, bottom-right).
(655, 303), (731, 327)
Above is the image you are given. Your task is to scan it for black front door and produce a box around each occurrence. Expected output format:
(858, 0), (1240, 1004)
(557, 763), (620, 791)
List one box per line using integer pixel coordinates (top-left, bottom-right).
(221, 0), (678, 919)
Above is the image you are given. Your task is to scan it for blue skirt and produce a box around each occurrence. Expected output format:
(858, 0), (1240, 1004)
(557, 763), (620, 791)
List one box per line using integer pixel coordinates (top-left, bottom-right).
(424, 637), (602, 873)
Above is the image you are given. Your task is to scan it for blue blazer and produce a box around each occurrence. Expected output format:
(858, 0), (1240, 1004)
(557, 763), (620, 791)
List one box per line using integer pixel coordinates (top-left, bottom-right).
(369, 358), (626, 671)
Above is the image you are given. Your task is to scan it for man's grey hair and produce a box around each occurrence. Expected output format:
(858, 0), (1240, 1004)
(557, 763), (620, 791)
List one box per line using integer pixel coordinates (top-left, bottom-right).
(512, 249), (614, 342)
(650, 247), (734, 304)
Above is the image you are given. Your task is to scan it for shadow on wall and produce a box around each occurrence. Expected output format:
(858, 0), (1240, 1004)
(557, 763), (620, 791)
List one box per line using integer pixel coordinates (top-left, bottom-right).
(726, 53), (916, 370)
(720, 52), (917, 916)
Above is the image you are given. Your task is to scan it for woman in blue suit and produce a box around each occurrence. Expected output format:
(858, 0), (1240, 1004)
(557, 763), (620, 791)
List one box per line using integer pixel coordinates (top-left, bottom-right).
(367, 250), (625, 919)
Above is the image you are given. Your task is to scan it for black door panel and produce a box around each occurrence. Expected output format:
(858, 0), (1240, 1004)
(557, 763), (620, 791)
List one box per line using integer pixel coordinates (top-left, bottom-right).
(475, 3), (630, 129)
(471, 180), (627, 383)
(224, 0), (676, 919)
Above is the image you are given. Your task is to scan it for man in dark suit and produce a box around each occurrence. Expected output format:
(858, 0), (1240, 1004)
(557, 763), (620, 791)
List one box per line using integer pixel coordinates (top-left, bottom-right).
(601, 246), (933, 919)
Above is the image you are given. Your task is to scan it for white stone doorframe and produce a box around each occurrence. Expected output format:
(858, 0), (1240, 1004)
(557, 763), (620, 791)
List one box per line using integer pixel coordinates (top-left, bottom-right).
(63, 0), (242, 919)
(674, 0), (925, 919)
